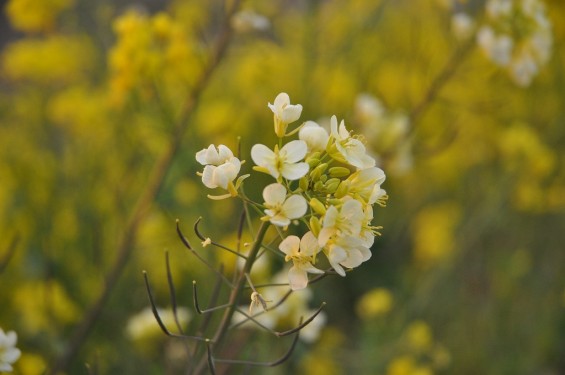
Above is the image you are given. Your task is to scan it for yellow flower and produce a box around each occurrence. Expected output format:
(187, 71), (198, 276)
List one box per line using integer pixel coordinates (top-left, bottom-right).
(356, 287), (394, 319)
(6, 0), (74, 33)
(2, 35), (94, 85)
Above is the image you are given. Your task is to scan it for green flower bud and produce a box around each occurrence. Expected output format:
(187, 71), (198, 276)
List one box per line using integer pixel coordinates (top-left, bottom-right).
(299, 176), (309, 192)
(307, 158), (320, 168)
(310, 163), (329, 181)
(325, 178), (341, 193)
(320, 174), (328, 183)
(329, 167), (351, 178)
(335, 180), (350, 199)
(309, 198), (326, 215)
(314, 181), (324, 192)
(310, 216), (321, 237)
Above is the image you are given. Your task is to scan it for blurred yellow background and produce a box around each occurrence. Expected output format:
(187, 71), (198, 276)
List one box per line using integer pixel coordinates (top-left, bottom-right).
(1, 0), (564, 373)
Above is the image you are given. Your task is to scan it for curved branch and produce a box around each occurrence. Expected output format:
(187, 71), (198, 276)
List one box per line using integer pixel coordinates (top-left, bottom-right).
(143, 271), (209, 342)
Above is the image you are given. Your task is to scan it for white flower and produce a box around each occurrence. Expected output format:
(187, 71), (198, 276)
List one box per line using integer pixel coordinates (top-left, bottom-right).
(477, 26), (513, 66)
(196, 144), (241, 190)
(0, 328), (21, 373)
(262, 183), (307, 227)
(452, 13), (475, 40)
(318, 199), (364, 246)
(486, 0), (513, 18)
(326, 235), (372, 277)
(126, 307), (191, 342)
(330, 115), (375, 169)
(231, 10), (270, 33)
(268, 92), (303, 137)
(279, 232), (324, 290)
(298, 121), (329, 153)
(251, 140), (309, 181)
(346, 167), (386, 205)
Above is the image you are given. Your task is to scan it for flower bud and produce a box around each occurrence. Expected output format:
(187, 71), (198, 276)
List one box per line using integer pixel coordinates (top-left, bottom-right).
(309, 216), (321, 237)
(314, 181), (324, 192)
(325, 178), (341, 193)
(335, 180), (350, 199)
(329, 167), (351, 178)
(307, 158), (320, 168)
(299, 176), (309, 192)
(310, 163), (328, 181)
(309, 198), (326, 215)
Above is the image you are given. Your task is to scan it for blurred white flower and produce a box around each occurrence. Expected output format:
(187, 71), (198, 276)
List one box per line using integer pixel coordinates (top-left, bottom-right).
(231, 10), (270, 33)
(477, 0), (553, 86)
(262, 183), (307, 227)
(268, 92), (303, 137)
(452, 13), (475, 40)
(299, 121), (329, 153)
(126, 307), (191, 342)
(279, 232), (324, 290)
(251, 140), (309, 181)
(329, 115), (375, 169)
(477, 26), (513, 66)
(196, 144), (241, 190)
(0, 328), (21, 373)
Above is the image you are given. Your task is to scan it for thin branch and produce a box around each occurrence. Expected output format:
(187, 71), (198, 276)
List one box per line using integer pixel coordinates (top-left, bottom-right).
(143, 271), (209, 342)
(193, 217), (247, 259)
(177, 220), (233, 287)
(205, 340), (216, 375)
(192, 281), (232, 314)
(213, 328), (300, 367)
(275, 302), (326, 337)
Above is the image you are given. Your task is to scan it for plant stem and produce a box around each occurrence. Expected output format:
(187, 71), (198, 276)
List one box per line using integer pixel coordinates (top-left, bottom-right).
(193, 220), (270, 374)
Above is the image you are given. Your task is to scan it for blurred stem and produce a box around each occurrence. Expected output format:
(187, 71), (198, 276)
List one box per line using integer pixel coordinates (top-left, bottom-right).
(409, 37), (476, 126)
(192, 221), (270, 375)
(46, 1), (241, 374)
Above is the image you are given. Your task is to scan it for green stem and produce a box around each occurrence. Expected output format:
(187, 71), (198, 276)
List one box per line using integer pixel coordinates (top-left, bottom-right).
(194, 220), (271, 374)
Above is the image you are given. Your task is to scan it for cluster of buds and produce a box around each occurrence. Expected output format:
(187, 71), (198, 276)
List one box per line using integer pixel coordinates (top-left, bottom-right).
(196, 92), (387, 290)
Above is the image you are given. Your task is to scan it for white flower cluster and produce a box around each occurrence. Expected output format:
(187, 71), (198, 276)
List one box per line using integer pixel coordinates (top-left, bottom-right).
(195, 93), (388, 290)
(354, 93), (413, 175)
(0, 328), (21, 373)
(476, 0), (553, 86)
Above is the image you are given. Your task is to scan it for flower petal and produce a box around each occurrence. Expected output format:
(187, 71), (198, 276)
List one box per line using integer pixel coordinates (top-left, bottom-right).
(282, 194), (307, 219)
(269, 214), (291, 227)
(300, 231), (320, 256)
(251, 144), (274, 167)
(263, 183), (287, 205)
(281, 162), (309, 180)
(288, 265), (308, 290)
(281, 140), (307, 163)
(281, 104), (302, 123)
(201, 165), (218, 188)
(273, 92), (290, 110)
(279, 235), (300, 256)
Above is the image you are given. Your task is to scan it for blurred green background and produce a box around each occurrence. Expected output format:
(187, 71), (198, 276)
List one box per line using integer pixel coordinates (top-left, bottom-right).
(1, 0), (564, 374)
